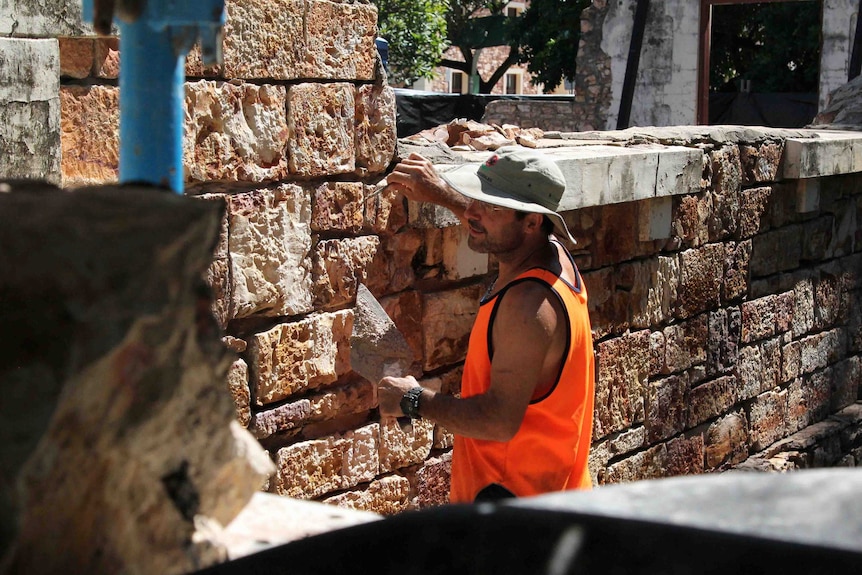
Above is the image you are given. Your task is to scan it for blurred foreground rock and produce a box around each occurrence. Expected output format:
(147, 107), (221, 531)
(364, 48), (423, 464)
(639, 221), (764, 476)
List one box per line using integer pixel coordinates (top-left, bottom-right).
(0, 182), (273, 575)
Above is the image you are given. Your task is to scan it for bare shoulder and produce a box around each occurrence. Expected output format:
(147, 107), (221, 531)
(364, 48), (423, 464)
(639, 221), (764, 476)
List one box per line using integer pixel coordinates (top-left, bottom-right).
(495, 280), (565, 335)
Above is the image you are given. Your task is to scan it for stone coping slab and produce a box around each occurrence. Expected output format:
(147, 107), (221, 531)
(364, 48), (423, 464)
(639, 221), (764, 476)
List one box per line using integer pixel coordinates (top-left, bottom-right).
(511, 468), (862, 553)
(409, 126), (862, 224)
(217, 493), (381, 560)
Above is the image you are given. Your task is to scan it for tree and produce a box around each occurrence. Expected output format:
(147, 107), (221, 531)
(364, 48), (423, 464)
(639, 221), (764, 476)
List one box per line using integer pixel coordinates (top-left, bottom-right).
(513, 0), (590, 91)
(710, 1), (820, 93)
(374, 0), (448, 86)
(439, 1), (515, 94)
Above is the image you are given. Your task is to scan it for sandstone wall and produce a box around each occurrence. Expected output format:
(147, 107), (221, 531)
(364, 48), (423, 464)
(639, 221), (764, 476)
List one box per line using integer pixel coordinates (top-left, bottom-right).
(6, 0), (862, 523)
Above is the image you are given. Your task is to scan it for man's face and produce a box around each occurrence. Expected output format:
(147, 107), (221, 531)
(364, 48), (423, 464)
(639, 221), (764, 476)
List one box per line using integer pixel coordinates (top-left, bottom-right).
(463, 198), (527, 255)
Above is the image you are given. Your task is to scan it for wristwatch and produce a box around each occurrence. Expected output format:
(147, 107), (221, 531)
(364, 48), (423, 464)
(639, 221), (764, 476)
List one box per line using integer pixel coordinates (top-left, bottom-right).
(400, 386), (424, 419)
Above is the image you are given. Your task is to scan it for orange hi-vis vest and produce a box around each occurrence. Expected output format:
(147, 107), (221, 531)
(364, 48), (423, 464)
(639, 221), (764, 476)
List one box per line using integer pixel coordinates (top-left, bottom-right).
(450, 250), (595, 503)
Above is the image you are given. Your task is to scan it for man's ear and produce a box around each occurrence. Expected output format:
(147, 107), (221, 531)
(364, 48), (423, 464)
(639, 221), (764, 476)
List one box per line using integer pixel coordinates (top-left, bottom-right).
(525, 212), (544, 233)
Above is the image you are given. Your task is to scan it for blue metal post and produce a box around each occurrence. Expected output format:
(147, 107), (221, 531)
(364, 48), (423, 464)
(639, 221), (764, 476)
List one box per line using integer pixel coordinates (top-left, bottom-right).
(119, 19), (185, 191)
(82, 0), (224, 194)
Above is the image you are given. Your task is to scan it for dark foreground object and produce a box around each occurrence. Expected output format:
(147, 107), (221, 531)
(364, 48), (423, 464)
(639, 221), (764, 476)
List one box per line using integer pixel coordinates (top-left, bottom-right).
(195, 470), (862, 575)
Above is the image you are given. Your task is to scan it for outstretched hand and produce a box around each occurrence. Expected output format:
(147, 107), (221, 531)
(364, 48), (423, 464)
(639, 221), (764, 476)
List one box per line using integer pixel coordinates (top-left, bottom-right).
(386, 154), (470, 217)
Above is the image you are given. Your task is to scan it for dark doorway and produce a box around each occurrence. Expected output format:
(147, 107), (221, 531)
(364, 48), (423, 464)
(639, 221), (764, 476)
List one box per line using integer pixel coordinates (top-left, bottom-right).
(698, 0), (822, 127)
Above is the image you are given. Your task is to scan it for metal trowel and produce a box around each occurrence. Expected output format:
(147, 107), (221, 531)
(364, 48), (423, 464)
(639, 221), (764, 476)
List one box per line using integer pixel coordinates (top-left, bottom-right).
(350, 283), (416, 432)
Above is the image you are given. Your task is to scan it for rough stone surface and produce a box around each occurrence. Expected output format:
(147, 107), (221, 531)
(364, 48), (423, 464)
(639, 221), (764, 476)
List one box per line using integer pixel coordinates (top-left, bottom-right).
(677, 244), (724, 318)
(323, 475), (411, 516)
(1, 38), (61, 184)
(594, 330), (651, 439)
(248, 310), (352, 406)
(379, 418), (434, 473)
(421, 285), (483, 372)
(273, 424), (379, 499)
(223, 184), (313, 320)
(227, 358), (252, 428)
(313, 236), (381, 310)
(0, 0), (93, 36)
(311, 182), (365, 234)
(704, 410), (749, 469)
(0, 185), (273, 574)
(184, 81), (290, 182)
(287, 83), (355, 177)
(59, 84), (119, 186)
(355, 84), (397, 175)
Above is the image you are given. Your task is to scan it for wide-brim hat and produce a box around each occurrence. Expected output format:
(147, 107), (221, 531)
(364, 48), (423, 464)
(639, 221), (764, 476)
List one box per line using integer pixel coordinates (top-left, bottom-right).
(440, 146), (577, 245)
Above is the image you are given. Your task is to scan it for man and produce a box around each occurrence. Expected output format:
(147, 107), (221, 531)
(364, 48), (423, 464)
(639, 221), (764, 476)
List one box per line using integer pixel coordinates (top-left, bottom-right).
(379, 146), (595, 503)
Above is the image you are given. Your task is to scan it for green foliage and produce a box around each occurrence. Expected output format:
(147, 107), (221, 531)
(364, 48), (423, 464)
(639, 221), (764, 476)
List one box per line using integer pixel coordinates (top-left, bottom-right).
(513, 0), (590, 91)
(374, 0), (449, 86)
(710, 1), (821, 93)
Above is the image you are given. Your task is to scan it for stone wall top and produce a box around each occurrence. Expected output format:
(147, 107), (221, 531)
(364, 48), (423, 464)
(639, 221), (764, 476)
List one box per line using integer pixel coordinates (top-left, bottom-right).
(404, 125), (862, 219)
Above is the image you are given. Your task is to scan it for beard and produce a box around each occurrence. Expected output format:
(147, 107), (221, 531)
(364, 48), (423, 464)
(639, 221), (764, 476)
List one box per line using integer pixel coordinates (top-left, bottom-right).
(466, 219), (525, 255)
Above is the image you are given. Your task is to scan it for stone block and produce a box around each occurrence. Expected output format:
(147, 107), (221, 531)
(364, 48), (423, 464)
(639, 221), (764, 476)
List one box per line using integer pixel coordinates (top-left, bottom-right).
(227, 358), (252, 428)
(60, 84), (118, 186)
(737, 186), (771, 239)
(594, 330), (651, 439)
(287, 83), (355, 177)
(781, 339), (802, 384)
(707, 307), (740, 377)
(274, 423), (379, 499)
(364, 183), (408, 235)
(603, 444), (666, 484)
(740, 295), (779, 344)
(664, 435), (705, 477)
(672, 194), (710, 248)
(378, 418), (434, 473)
(749, 388), (788, 451)
(750, 225), (803, 277)
(421, 284), (483, 372)
(312, 236), (381, 310)
(0, 0), (92, 36)
(704, 411), (749, 470)
(792, 278), (816, 337)
(379, 290), (424, 365)
(813, 272), (843, 330)
(645, 373), (688, 444)
(739, 141), (782, 184)
(736, 338), (780, 401)
(1, 38), (60, 183)
(799, 328), (846, 375)
(184, 81), (289, 182)
(308, 380), (377, 422)
(687, 375), (738, 428)
(830, 357), (861, 413)
(722, 240), (751, 301)
(303, 0), (377, 80)
(355, 84), (397, 176)
(801, 216), (834, 262)
(582, 267), (630, 338)
(221, 0), (306, 79)
(248, 310), (352, 406)
(630, 256), (679, 329)
(677, 244), (724, 318)
(662, 315), (707, 374)
(364, 229), (423, 295)
(649, 330), (665, 376)
(323, 475), (411, 515)
(709, 144), (742, 196)
(93, 37), (120, 78)
(416, 454), (452, 509)
(251, 399), (313, 439)
(311, 182), (365, 234)
(225, 185), (314, 320)
(440, 226), (491, 281)
(58, 37), (94, 79)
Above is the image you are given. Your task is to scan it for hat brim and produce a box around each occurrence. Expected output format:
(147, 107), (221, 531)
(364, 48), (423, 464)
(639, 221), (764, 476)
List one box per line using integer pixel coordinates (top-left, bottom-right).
(441, 163), (578, 246)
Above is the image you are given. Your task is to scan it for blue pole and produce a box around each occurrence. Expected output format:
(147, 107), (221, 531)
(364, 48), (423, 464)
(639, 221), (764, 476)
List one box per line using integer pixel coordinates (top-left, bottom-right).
(119, 20), (186, 192)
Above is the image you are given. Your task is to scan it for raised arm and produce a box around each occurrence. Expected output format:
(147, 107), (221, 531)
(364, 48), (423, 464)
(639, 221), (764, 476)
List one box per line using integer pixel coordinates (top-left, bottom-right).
(386, 153), (470, 224)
